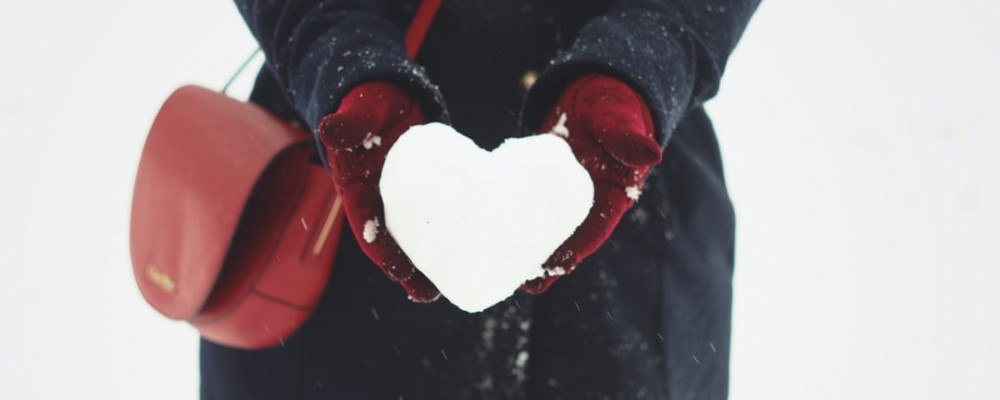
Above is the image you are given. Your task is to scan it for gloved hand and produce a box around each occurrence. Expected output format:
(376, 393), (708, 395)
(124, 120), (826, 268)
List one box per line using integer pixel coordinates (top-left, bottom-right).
(317, 82), (440, 302)
(521, 74), (663, 294)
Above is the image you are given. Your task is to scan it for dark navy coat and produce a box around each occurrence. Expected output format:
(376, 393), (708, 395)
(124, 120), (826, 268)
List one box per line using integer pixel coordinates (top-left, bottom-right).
(202, 1), (758, 399)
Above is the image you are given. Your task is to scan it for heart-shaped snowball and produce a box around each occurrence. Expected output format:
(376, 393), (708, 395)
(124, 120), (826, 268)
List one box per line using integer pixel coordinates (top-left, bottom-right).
(380, 122), (594, 312)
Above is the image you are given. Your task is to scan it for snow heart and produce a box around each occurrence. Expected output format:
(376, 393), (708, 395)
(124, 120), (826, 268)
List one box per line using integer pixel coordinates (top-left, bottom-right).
(380, 122), (594, 312)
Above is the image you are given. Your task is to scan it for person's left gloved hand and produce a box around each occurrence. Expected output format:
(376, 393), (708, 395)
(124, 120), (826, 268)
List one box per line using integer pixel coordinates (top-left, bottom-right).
(521, 74), (663, 294)
(317, 82), (441, 302)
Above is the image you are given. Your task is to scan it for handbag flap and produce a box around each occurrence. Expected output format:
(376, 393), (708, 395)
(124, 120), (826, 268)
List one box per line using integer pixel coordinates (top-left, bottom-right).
(130, 85), (314, 320)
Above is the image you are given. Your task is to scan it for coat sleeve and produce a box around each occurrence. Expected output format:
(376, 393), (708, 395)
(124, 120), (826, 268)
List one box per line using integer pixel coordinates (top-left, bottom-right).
(234, 0), (448, 131)
(522, 0), (760, 145)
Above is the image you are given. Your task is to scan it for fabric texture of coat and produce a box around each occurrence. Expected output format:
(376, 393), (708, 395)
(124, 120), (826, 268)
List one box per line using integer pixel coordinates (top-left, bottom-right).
(201, 0), (759, 399)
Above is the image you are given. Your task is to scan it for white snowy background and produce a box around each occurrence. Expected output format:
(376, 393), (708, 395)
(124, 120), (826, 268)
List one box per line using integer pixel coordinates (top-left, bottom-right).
(0, 1), (997, 399)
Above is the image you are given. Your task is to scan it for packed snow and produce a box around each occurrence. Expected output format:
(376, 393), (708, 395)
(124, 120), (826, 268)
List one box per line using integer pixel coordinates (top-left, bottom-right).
(363, 218), (380, 243)
(551, 113), (570, 138)
(380, 123), (594, 312)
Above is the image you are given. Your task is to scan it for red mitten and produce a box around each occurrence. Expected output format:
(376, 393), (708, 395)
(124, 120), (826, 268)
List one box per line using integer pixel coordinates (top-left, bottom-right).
(521, 74), (663, 294)
(317, 82), (440, 302)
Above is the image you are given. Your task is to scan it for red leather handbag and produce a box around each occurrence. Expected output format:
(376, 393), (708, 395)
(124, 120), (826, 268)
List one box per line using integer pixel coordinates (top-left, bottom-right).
(130, 0), (442, 350)
(130, 85), (344, 349)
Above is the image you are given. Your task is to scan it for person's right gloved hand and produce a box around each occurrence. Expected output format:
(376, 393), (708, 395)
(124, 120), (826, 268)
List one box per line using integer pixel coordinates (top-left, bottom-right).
(520, 74), (663, 294)
(317, 82), (441, 302)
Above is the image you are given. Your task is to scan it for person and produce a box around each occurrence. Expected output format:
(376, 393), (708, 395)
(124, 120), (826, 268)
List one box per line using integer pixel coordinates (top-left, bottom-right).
(201, 0), (758, 398)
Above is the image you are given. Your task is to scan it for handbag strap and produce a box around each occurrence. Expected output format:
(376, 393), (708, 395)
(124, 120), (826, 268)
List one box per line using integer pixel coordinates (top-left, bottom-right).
(405, 0), (443, 59)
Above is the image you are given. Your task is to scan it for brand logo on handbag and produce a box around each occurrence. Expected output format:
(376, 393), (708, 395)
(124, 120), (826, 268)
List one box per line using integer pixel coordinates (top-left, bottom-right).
(146, 264), (176, 294)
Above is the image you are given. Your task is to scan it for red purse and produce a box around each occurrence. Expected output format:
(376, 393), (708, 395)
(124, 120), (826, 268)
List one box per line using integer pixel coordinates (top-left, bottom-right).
(130, 85), (344, 349)
(130, 0), (442, 349)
